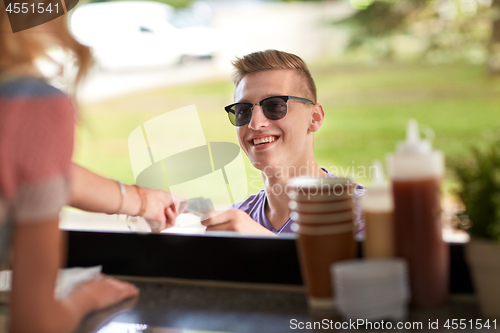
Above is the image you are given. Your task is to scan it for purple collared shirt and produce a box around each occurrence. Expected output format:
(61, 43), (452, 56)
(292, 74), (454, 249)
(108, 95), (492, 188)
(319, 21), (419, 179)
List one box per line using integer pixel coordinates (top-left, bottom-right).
(231, 168), (365, 235)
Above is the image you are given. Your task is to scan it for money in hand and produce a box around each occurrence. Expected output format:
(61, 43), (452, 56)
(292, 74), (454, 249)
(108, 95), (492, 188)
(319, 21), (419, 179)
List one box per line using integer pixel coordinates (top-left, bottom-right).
(181, 197), (214, 217)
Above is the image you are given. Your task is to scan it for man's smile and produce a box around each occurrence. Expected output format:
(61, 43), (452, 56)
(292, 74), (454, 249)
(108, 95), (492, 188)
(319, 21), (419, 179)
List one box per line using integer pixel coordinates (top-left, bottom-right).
(248, 135), (280, 147)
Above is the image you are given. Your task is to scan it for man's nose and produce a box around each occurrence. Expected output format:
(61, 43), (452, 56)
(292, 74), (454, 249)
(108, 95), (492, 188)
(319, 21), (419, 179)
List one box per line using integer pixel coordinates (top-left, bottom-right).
(248, 105), (270, 130)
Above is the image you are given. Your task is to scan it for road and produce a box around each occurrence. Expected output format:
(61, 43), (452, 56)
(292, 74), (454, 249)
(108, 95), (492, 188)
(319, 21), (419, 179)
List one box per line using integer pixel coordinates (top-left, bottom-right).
(77, 58), (231, 104)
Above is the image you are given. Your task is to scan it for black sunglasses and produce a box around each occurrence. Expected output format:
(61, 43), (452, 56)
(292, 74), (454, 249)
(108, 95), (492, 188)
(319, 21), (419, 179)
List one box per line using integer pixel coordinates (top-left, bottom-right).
(224, 95), (314, 127)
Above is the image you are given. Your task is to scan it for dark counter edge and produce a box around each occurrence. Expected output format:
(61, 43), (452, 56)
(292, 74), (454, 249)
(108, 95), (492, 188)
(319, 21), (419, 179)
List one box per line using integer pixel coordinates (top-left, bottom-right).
(66, 231), (473, 293)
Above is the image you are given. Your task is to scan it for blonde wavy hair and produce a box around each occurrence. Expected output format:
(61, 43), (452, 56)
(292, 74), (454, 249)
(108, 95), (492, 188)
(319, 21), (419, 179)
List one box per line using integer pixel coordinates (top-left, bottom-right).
(0, 0), (92, 89)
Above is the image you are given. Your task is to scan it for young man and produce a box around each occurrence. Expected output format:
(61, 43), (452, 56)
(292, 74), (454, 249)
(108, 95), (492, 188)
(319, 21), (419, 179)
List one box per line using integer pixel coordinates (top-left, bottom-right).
(202, 50), (363, 235)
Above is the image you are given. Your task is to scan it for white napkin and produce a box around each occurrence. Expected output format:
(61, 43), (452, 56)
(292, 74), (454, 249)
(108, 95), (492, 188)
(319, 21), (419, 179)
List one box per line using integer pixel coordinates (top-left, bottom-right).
(0, 266), (102, 302)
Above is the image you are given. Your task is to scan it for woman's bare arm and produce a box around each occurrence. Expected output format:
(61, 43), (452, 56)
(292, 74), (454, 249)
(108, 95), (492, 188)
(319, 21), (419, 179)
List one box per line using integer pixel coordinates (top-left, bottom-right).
(70, 164), (184, 231)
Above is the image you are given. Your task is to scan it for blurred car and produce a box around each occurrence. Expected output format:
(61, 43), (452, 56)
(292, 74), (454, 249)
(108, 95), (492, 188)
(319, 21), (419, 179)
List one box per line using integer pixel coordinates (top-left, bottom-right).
(70, 1), (221, 71)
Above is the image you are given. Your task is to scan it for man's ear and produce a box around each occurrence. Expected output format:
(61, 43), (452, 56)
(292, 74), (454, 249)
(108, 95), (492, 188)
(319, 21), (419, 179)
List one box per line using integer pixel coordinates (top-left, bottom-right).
(308, 103), (325, 133)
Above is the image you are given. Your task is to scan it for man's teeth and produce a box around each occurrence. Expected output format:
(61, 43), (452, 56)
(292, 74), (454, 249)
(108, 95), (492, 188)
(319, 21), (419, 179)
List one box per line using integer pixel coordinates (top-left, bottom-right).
(253, 136), (276, 145)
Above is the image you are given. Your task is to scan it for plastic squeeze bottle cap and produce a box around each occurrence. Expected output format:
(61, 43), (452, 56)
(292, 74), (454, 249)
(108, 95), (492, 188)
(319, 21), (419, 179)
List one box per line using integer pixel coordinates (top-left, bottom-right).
(386, 119), (444, 180)
(362, 160), (393, 212)
(396, 119), (432, 155)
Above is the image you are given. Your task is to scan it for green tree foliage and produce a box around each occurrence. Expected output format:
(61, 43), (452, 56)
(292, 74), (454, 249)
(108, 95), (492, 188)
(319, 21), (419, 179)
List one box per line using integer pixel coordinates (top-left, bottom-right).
(334, 0), (495, 68)
(334, 0), (428, 59)
(338, 0), (428, 39)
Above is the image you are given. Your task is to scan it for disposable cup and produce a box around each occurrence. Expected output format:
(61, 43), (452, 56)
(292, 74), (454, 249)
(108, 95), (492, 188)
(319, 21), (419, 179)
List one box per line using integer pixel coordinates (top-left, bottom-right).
(289, 199), (353, 213)
(287, 177), (356, 203)
(295, 226), (356, 309)
(288, 177), (357, 310)
(295, 222), (354, 235)
(296, 211), (354, 224)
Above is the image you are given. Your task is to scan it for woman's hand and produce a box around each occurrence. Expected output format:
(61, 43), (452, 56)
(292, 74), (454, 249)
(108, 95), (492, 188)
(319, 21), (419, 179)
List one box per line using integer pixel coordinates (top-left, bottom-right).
(141, 189), (186, 232)
(201, 209), (276, 236)
(69, 164), (188, 233)
(66, 275), (139, 314)
(10, 220), (139, 333)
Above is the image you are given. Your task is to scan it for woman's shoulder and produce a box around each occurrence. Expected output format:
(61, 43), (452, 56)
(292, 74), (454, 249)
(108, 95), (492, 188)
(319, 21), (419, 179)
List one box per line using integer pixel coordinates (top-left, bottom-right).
(0, 76), (66, 99)
(0, 76), (74, 122)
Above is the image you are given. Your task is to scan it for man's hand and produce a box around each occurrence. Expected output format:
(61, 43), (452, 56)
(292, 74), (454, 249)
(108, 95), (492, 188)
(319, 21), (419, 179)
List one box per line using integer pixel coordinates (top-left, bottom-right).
(201, 209), (276, 236)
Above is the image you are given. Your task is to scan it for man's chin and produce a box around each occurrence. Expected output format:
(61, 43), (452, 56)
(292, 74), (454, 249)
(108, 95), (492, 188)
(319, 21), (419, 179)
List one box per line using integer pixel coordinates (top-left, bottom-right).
(251, 159), (283, 174)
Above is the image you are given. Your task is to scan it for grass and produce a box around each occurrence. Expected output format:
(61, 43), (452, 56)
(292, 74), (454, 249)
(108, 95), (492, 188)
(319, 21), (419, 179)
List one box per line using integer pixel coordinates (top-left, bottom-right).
(313, 63), (500, 177)
(75, 61), (500, 196)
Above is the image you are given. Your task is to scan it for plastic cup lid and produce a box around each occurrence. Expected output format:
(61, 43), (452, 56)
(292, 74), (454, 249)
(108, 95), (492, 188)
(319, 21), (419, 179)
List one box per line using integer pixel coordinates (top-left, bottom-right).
(334, 272), (408, 285)
(336, 286), (410, 303)
(287, 177), (356, 200)
(288, 177), (354, 188)
(331, 259), (408, 280)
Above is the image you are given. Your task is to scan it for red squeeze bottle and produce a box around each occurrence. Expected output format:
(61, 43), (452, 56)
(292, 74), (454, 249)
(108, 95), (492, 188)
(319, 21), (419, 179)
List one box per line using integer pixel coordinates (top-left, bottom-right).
(386, 120), (448, 308)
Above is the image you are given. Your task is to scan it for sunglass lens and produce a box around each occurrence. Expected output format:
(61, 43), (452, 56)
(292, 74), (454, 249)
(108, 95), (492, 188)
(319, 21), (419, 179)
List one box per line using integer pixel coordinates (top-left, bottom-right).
(262, 97), (287, 120)
(228, 111), (236, 126)
(233, 104), (253, 126)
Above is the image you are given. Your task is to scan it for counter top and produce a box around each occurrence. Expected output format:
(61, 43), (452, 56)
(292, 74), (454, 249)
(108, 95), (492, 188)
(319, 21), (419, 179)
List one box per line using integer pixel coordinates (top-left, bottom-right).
(73, 277), (488, 333)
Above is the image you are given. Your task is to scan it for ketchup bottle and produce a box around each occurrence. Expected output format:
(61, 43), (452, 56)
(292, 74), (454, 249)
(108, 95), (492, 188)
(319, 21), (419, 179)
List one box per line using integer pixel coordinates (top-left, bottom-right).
(386, 120), (448, 308)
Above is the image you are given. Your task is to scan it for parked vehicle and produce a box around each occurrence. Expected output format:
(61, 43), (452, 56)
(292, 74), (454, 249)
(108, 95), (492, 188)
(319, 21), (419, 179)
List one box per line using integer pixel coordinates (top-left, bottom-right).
(70, 1), (221, 71)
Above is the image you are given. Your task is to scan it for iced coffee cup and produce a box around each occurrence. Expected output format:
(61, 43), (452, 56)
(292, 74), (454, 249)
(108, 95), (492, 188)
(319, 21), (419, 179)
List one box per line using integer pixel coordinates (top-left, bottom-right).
(287, 177), (357, 309)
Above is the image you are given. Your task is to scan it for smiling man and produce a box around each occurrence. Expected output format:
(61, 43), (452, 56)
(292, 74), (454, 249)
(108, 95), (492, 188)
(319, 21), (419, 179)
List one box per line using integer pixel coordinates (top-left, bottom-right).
(202, 50), (364, 235)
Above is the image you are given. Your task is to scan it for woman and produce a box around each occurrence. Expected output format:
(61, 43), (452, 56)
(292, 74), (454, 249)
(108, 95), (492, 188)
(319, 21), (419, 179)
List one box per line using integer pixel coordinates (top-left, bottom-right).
(0, 4), (182, 332)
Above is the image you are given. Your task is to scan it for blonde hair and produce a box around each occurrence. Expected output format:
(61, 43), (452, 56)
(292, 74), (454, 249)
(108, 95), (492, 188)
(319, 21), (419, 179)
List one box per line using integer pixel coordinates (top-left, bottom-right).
(0, 1), (92, 89)
(232, 49), (317, 102)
